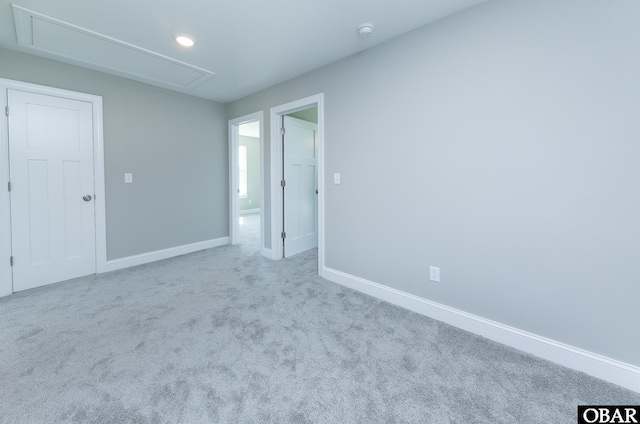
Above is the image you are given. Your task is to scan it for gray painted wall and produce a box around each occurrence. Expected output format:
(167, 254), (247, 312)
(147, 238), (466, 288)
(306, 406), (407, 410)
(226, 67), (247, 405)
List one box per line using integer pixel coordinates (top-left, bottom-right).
(239, 135), (261, 211)
(0, 48), (229, 261)
(227, 0), (640, 367)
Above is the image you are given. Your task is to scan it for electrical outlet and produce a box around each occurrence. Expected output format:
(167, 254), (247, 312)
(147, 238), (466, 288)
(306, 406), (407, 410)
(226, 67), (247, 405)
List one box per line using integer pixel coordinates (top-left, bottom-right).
(430, 266), (440, 283)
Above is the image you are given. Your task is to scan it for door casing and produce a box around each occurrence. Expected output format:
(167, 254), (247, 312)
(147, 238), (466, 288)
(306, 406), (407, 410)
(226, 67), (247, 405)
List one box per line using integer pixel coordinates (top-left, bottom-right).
(269, 94), (325, 276)
(0, 78), (107, 297)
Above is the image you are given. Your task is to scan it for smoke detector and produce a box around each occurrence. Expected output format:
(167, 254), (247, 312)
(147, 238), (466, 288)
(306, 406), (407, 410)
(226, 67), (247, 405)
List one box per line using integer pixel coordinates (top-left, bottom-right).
(358, 23), (374, 38)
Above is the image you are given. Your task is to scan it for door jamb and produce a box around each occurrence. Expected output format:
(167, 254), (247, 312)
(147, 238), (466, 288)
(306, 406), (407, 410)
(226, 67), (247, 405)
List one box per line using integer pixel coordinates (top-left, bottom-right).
(228, 111), (264, 251)
(0, 78), (106, 297)
(269, 93), (325, 276)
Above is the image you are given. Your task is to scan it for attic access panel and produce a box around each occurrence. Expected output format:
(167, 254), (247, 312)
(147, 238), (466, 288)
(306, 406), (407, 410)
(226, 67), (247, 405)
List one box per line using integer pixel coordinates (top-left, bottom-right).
(13, 5), (214, 89)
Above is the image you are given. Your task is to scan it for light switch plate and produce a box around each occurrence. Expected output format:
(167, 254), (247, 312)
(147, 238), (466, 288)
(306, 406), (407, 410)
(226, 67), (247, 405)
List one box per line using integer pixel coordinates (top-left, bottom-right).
(124, 173), (133, 183)
(333, 173), (341, 184)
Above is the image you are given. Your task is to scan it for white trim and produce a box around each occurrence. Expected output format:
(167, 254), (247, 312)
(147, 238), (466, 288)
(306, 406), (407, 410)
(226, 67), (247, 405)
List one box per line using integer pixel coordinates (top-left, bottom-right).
(261, 247), (276, 260)
(0, 85), (11, 297)
(0, 78), (106, 296)
(269, 94), (325, 277)
(92, 97), (107, 274)
(323, 266), (640, 393)
(239, 208), (260, 215)
(228, 112), (264, 249)
(105, 237), (229, 272)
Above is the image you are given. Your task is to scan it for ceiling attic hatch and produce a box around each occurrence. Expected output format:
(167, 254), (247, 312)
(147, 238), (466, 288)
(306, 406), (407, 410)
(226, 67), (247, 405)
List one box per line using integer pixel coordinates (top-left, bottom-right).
(12, 5), (214, 89)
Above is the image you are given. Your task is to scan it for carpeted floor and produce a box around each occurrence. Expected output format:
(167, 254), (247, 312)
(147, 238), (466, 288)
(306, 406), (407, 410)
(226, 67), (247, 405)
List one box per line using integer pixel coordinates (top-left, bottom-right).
(0, 214), (638, 423)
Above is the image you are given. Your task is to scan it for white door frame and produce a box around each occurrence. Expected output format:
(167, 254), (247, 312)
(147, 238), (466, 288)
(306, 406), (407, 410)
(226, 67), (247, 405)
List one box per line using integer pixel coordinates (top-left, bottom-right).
(0, 78), (107, 297)
(228, 111), (264, 250)
(270, 93), (325, 276)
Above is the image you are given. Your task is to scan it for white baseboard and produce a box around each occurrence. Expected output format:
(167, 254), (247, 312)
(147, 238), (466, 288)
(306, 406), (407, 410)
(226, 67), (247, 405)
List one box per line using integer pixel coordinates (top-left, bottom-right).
(240, 208), (260, 215)
(104, 237), (229, 272)
(323, 266), (640, 394)
(261, 247), (277, 260)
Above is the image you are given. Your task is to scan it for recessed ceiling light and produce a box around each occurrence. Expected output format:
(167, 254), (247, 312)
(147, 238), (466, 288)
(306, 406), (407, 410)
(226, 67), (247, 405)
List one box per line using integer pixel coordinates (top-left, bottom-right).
(175, 34), (195, 47)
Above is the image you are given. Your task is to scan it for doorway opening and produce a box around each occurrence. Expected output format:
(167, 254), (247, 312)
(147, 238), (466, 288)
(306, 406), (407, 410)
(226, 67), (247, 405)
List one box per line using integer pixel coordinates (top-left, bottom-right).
(228, 112), (264, 254)
(270, 94), (325, 276)
(282, 108), (318, 258)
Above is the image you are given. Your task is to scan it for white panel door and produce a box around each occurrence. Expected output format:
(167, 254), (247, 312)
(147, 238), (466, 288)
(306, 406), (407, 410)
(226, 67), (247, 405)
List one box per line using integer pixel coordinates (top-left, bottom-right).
(8, 89), (96, 292)
(283, 116), (318, 258)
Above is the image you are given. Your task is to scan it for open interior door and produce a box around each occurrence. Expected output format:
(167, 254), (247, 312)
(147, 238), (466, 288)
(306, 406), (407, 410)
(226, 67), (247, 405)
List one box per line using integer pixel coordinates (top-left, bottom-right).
(282, 115), (318, 258)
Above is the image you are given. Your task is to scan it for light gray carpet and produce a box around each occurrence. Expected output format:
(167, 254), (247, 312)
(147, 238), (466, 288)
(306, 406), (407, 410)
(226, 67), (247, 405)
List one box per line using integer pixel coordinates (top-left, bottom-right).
(1, 213), (638, 423)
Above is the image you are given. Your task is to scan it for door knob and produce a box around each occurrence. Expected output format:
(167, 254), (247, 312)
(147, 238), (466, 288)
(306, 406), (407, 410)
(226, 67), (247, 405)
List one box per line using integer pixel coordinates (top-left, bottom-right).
(83, 195), (92, 201)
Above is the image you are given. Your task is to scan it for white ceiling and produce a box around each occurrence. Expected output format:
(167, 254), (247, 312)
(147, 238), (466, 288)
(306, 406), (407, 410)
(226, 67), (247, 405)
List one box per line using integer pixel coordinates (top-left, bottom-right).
(0, 0), (488, 103)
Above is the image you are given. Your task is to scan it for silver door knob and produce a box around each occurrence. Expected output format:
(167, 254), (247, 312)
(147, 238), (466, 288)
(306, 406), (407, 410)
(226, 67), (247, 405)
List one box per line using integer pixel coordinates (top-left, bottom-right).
(83, 195), (92, 201)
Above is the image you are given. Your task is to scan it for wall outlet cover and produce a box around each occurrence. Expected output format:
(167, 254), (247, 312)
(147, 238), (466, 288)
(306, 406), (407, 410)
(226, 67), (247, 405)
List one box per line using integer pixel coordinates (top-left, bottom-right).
(430, 266), (440, 283)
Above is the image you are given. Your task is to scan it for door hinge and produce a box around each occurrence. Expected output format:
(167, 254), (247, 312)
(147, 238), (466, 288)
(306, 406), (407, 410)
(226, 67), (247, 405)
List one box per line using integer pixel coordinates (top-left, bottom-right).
(10, 256), (13, 266)
(7, 181), (11, 192)
(281, 180), (286, 188)
(280, 127), (285, 136)
(4, 106), (8, 117)
(281, 231), (286, 240)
